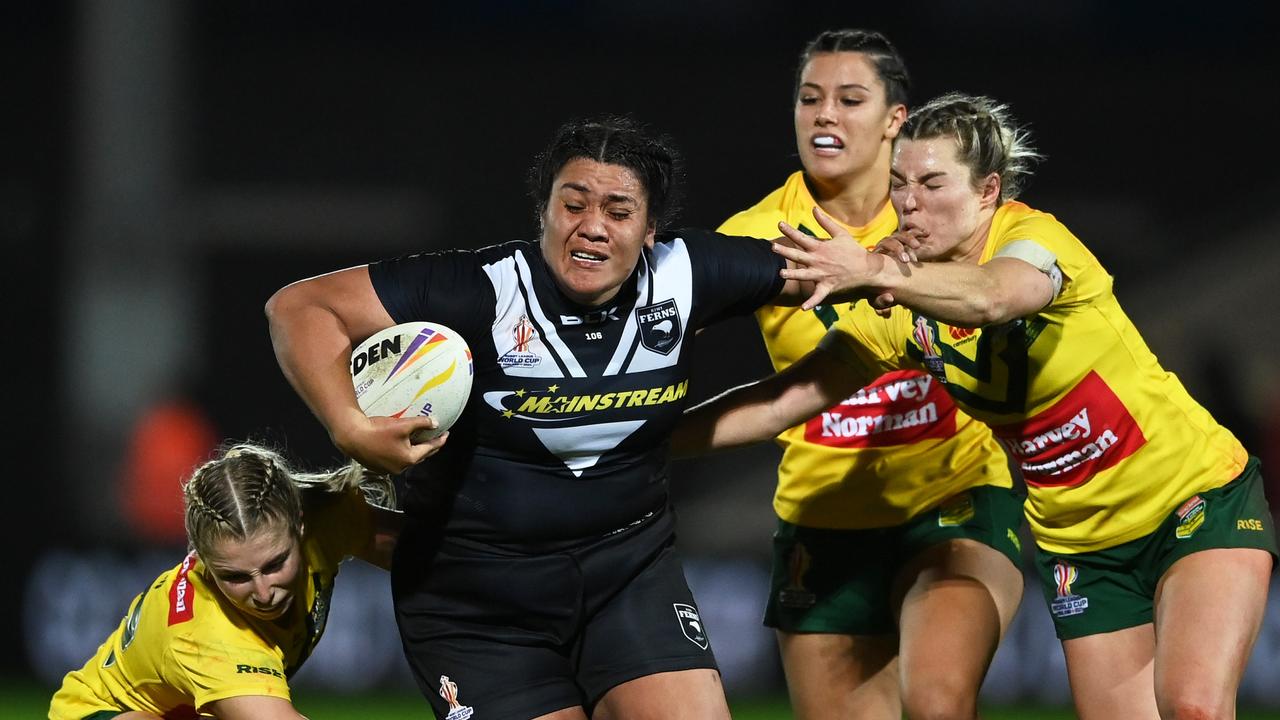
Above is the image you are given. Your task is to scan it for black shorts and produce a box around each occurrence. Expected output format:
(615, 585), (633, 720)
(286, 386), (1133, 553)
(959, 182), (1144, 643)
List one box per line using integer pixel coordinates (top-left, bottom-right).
(392, 508), (719, 719)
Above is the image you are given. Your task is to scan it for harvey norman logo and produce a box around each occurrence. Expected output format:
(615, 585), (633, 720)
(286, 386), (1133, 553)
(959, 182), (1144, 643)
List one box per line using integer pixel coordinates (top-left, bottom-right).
(993, 371), (1146, 488)
(804, 370), (956, 448)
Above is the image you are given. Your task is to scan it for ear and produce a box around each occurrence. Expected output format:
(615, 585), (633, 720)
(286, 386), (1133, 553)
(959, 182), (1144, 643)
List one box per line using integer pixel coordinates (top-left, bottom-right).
(979, 172), (1002, 210)
(644, 220), (657, 249)
(884, 103), (907, 141)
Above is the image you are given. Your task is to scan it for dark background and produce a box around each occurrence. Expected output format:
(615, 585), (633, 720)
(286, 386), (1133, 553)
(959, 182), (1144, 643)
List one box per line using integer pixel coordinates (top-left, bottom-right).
(6, 0), (1279, 688)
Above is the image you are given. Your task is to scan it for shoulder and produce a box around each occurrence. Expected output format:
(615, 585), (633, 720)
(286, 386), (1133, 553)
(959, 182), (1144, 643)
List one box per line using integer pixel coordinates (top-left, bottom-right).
(717, 173), (804, 237)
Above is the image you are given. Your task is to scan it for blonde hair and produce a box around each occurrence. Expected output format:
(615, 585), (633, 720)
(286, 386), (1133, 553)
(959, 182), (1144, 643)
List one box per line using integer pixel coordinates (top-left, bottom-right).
(899, 92), (1042, 202)
(183, 442), (393, 557)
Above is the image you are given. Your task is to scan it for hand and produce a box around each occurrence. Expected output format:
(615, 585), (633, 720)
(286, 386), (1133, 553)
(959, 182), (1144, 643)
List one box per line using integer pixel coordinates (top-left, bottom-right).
(772, 207), (878, 310)
(332, 414), (448, 475)
(872, 231), (924, 264)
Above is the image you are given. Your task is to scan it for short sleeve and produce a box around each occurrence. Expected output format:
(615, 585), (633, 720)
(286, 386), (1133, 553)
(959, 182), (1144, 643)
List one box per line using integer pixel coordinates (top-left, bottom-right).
(169, 632), (290, 710)
(994, 210), (1110, 309)
(995, 239), (1064, 297)
(368, 248), (496, 332)
(670, 227), (786, 328)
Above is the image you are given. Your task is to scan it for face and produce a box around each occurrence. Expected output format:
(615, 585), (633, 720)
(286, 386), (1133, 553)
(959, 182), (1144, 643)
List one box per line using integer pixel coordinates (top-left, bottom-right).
(540, 157), (656, 307)
(795, 52), (905, 187)
(203, 523), (304, 621)
(890, 136), (999, 262)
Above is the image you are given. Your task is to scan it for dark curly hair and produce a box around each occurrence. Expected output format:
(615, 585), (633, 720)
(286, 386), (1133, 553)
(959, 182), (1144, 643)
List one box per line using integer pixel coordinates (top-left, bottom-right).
(527, 116), (683, 230)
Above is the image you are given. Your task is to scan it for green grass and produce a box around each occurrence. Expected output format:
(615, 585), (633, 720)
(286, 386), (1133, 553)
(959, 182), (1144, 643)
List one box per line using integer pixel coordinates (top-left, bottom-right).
(15, 679), (1280, 719)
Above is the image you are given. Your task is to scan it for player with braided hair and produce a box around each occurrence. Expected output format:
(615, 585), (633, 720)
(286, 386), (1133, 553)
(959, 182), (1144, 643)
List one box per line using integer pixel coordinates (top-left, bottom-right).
(50, 443), (400, 720)
(680, 92), (1277, 718)
(718, 33), (1024, 720)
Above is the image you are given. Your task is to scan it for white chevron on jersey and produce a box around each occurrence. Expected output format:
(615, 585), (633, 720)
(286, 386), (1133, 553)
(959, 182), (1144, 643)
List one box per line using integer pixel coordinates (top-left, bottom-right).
(532, 421), (645, 477)
(514, 250), (587, 377)
(624, 237), (693, 374)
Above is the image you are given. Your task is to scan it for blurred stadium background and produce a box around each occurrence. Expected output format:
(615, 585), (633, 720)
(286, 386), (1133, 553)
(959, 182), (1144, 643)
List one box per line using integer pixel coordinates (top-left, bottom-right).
(6, 1), (1280, 717)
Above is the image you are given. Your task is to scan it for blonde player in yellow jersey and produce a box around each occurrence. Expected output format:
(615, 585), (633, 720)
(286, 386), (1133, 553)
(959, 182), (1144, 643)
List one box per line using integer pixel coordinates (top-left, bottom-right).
(50, 443), (402, 720)
(679, 93), (1277, 720)
(714, 30), (1023, 720)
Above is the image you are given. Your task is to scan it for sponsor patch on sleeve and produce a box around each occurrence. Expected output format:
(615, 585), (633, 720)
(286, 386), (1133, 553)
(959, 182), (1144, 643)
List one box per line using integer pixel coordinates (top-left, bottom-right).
(168, 553), (197, 626)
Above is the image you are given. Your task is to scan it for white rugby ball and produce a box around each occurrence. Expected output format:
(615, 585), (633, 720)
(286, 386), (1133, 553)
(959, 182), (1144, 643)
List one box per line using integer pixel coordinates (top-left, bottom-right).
(350, 321), (473, 441)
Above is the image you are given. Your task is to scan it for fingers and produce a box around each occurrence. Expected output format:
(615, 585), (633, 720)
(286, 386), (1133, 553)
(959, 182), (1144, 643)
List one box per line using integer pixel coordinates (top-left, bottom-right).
(800, 286), (831, 311)
(407, 431), (449, 462)
(776, 221), (819, 248)
(811, 206), (847, 239)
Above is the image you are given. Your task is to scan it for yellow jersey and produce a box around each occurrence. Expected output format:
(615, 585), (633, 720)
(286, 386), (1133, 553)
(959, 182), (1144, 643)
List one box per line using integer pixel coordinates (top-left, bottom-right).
(827, 201), (1247, 552)
(720, 172), (1012, 529)
(50, 487), (374, 719)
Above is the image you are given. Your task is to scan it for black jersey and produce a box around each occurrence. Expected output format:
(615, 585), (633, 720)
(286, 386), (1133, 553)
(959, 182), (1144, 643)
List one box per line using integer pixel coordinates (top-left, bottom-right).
(369, 228), (784, 548)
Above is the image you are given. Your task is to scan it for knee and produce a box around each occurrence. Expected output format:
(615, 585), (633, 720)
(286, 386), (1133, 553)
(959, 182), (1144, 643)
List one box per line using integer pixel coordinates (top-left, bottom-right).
(901, 683), (978, 720)
(1158, 695), (1231, 720)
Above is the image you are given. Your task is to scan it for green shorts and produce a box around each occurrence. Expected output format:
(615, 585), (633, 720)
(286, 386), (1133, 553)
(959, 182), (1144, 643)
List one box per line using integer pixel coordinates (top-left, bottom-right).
(1034, 457), (1278, 640)
(765, 484), (1025, 635)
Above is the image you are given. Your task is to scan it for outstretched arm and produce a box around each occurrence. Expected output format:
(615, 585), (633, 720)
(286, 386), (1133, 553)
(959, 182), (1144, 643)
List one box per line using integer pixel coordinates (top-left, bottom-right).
(773, 208), (1055, 326)
(265, 267), (443, 474)
(672, 343), (871, 457)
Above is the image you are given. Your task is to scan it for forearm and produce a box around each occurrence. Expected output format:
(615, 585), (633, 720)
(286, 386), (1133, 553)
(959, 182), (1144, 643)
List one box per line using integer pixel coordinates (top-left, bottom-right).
(673, 346), (860, 457)
(869, 256), (1046, 327)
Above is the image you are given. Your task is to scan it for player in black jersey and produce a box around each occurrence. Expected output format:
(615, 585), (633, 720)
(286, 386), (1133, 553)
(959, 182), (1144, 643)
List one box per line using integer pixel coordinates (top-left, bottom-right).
(266, 116), (865, 719)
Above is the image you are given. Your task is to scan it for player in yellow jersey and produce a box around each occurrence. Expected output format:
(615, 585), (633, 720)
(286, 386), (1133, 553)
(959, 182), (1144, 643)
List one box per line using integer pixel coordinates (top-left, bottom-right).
(50, 443), (402, 720)
(679, 93), (1277, 719)
(714, 30), (1023, 720)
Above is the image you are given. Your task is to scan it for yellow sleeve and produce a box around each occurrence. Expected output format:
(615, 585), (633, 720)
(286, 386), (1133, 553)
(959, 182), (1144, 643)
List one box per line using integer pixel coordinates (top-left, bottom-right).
(822, 303), (911, 379)
(995, 210), (1109, 310)
(169, 631), (291, 710)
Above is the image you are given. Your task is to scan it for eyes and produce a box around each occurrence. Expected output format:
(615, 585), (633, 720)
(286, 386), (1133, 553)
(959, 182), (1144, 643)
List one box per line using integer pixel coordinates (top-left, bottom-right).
(797, 94), (865, 108)
(562, 202), (635, 221)
(213, 554), (290, 585)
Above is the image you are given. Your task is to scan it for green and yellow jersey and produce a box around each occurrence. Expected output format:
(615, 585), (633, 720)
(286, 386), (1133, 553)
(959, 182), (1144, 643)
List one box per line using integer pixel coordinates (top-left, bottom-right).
(827, 200), (1247, 553)
(50, 487), (374, 720)
(720, 171), (1012, 529)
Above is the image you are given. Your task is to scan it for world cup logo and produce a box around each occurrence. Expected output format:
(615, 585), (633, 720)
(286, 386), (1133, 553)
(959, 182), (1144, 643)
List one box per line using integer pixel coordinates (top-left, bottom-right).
(438, 675), (474, 720)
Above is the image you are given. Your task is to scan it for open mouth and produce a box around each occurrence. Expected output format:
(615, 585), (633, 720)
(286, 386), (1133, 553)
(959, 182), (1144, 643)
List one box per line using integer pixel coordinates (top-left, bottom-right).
(570, 249), (607, 264)
(812, 135), (845, 152)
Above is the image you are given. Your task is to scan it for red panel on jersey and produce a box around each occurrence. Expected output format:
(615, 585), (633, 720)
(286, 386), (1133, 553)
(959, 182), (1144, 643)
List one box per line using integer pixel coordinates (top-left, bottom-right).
(168, 553), (197, 626)
(992, 370), (1146, 488)
(802, 369), (958, 448)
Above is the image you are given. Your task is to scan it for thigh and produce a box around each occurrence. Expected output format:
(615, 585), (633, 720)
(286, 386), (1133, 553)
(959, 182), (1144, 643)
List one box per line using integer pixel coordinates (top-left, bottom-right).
(1062, 625), (1159, 720)
(393, 535), (587, 719)
(593, 669), (729, 720)
(765, 519), (897, 635)
(894, 538), (1023, 717)
(777, 631), (900, 720)
(1152, 548), (1273, 718)
(576, 542), (719, 707)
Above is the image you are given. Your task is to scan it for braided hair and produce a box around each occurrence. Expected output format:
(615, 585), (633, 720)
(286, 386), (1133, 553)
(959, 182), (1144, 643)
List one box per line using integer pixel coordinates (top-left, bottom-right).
(898, 92), (1043, 202)
(795, 29), (910, 108)
(183, 443), (394, 558)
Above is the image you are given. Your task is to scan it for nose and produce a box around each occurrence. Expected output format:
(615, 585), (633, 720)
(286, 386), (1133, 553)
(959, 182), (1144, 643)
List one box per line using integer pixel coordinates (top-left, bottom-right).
(898, 187), (918, 213)
(815, 98), (837, 126)
(577, 207), (608, 242)
(251, 577), (273, 605)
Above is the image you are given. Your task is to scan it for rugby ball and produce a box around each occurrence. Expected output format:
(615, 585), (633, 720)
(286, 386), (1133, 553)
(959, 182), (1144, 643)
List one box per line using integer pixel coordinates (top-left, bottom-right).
(350, 322), (473, 441)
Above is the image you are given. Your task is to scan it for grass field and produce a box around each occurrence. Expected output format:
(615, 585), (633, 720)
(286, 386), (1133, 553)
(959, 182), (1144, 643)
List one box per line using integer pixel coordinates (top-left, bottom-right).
(14, 680), (1280, 719)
